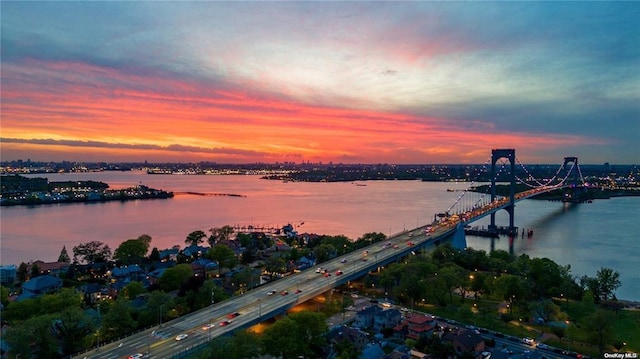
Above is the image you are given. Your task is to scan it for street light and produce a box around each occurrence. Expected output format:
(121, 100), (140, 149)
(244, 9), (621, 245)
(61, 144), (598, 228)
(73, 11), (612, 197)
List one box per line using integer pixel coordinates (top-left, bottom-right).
(211, 289), (215, 305)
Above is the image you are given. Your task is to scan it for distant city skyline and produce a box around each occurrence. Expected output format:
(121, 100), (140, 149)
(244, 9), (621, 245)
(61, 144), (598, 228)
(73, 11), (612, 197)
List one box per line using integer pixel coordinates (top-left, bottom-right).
(1, 2), (639, 164)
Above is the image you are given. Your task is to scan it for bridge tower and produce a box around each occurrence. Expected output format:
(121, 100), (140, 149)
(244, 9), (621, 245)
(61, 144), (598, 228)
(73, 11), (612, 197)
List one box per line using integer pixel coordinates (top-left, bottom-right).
(489, 149), (516, 235)
(562, 156), (584, 202)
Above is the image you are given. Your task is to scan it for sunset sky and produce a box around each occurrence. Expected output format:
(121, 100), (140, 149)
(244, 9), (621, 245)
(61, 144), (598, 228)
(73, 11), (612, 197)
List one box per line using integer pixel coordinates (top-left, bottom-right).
(1, 2), (638, 164)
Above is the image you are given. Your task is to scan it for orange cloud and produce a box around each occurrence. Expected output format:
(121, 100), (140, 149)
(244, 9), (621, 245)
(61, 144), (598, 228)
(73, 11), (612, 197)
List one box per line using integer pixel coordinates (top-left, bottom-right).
(1, 60), (599, 164)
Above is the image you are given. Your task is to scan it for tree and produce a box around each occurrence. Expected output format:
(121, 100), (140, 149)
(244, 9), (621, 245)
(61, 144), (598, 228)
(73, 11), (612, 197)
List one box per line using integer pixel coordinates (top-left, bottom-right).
(4, 314), (59, 358)
(359, 232), (386, 245)
(159, 264), (193, 291)
(185, 230), (207, 246)
(58, 245), (71, 263)
(263, 256), (286, 276)
(584, 309), (614, 354)
(314, 243), (336, 263)
(123, 281), (146, 300)
(262, 316), (302, 359)
(114, 239), (148, 264)
(149, 247), (161, 262)
(208, 225), (235, 245)
(72, 241), (112, 264)
(262, 312), (327, 359)
(206, 244), (238, 275)
(136, 234), (152, 248)
(201, 331), (261, 359)
(57, 307), (95, 355)
(101, 297), (137, 340)
(595, 267), (621, 302)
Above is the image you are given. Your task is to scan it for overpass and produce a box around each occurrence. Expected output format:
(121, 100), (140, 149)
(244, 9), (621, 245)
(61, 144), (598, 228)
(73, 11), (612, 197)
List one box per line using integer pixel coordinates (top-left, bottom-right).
(73, 149), (588, 358)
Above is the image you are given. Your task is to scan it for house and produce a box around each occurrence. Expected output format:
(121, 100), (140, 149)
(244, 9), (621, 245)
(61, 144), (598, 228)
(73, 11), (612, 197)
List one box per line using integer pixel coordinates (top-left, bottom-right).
(80, 282), (104, 304)
(0, 265), (16, 285)
(191, 259), (218, 277)
(354, 304), (383, 329)
(296, 255), (316, 270)
(327, 325), (369, 352)
(373, 308), (402, 332)
(182, 244), (209, 258)
(19, 275), (63, 299)
(442, 329), (485, 358)
(394, 312), (436, 340)
(30, 260), (70, 277)
(159, 248), (179, 262)
(111, 264), (145, 280)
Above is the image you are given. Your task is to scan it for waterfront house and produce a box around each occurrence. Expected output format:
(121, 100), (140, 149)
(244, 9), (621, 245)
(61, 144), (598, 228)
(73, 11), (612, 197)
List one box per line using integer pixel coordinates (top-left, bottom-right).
(19, 275), (63, 300)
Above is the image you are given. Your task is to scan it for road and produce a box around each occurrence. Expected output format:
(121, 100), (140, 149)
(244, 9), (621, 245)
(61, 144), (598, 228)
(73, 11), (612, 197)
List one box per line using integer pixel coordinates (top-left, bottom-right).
(73, 223), (456, 359)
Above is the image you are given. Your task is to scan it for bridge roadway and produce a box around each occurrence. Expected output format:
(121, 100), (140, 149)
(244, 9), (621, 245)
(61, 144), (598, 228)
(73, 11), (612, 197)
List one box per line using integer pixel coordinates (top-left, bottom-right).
(73, 224), (458, 359)
(74, 186), (565, 358)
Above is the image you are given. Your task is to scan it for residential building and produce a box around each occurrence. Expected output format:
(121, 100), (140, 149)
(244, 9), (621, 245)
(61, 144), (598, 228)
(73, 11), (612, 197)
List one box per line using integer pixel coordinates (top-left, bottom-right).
(443, 329), (485, 359)
(19, 275), (63, 300)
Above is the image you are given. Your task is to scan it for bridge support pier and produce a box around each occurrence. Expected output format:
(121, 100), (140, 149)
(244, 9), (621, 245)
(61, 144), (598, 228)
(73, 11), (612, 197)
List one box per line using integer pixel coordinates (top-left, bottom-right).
(451, 222), (467, 249)
(489, 149), (516, 235)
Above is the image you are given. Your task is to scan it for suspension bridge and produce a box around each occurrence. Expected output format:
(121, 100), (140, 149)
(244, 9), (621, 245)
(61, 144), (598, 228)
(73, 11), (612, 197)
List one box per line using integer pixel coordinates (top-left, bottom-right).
(74, 148), (591, 359)
(433, 148), (587, 248)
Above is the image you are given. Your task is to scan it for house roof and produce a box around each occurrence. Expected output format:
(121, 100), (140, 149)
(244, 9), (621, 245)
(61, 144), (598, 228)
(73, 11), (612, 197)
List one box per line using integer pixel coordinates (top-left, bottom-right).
(31, 260), (70, 273)
(112, 264), (144, 277)
(405, 313), (434, 325)
(443, 329), (484, 350)
(22, 275), (62, 291)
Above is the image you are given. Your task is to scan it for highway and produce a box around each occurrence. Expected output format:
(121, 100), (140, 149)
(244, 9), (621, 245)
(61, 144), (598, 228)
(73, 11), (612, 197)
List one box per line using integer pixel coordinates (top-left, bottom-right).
(72, 223), (456, 359)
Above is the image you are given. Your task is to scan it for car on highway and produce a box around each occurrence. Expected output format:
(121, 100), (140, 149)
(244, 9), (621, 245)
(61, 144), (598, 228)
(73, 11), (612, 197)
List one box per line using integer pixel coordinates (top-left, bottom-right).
(521, 337), (534, 345)
(536, 343), (550, 349)
(335, 270), (343, 275)
(226, 312), (240, 319)
(281, 290), (289, 295)
(361, 258), (368, 262)
(316, 267), (324, 273)
(201, 323), (215, 331)
(267, 290), (276, 296)
(407, 241), (414, 246)
(295, 289), (302, 294)
(175, 334), (188, 341)
(340, 259), (347, 263)
(219, 320), (233, 326)
(324, 272), (331, 277)
(128, 354), (144, 359)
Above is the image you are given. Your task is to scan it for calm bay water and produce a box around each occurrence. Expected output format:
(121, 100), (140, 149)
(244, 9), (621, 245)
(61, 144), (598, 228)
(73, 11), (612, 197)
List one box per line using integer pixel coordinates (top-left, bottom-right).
(1, 172), (638, 300)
